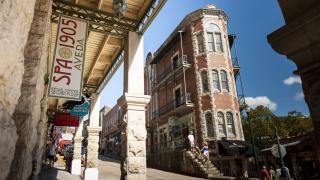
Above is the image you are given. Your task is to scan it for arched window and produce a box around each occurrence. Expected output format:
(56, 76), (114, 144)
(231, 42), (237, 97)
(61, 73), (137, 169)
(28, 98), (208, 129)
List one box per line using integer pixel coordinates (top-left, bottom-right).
(206, 23), (223, 52)
(212, 70), (220, 91)
(217, 112), (226, 137)
(220, 70), (229, 91)
(207, 23), (220, 31)
(201, 71), (209, 93)
(205, 112), (214, 138)
(226, 112), (235, 136)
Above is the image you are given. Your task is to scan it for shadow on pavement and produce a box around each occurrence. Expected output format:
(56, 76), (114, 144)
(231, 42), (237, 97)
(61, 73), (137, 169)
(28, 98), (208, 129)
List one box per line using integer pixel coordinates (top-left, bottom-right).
(98, 155), (120, 163)
(38, 164), (59, 180)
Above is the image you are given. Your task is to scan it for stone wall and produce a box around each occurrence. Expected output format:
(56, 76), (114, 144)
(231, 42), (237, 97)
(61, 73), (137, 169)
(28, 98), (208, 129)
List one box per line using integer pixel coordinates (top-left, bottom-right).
(0, 0), (37, 178)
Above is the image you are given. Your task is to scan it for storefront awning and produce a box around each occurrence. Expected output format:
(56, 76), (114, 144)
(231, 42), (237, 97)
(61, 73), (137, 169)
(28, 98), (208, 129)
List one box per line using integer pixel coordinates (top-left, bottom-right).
(218, 140), (250, 156)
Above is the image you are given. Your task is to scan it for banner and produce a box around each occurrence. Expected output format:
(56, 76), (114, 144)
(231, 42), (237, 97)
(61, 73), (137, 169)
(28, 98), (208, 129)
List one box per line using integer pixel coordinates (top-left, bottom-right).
(54, 112), (80, 127)
(48, 15), (88, 100)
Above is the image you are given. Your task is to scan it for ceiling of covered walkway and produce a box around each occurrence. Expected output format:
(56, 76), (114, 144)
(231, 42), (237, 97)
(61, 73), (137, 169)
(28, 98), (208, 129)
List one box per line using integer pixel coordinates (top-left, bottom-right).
(48, 0), (166, 111)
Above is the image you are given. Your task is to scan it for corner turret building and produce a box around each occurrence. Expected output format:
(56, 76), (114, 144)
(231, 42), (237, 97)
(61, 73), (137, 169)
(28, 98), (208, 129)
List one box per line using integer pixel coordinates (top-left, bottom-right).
(145, 4), (249, 177)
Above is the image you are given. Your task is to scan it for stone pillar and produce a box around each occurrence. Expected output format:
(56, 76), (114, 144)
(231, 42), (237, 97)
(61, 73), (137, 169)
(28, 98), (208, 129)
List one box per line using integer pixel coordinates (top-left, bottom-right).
(118, 31), (150, 180)
(85, 93), (101, 179)
(267, 0), (320, 172)
(72, 118), (84, 175)
(0, 0), (37, 178)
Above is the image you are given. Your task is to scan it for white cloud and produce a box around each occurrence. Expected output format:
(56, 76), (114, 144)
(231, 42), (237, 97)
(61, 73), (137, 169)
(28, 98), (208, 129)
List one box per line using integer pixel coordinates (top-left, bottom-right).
(283, 76), (301, 86)
(245, 96), (277, 111)
(294, 92), (305, 101)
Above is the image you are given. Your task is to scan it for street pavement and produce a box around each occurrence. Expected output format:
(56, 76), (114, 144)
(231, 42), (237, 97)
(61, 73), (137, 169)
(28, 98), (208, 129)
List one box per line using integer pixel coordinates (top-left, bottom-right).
(98, 155), (206, 180)
(39, 155), (207, 180)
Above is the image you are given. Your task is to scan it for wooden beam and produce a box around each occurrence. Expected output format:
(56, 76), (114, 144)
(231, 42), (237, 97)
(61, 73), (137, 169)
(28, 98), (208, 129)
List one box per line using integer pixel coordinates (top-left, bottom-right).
(86, 35), (110, 84)
(98, 0), (104, 10)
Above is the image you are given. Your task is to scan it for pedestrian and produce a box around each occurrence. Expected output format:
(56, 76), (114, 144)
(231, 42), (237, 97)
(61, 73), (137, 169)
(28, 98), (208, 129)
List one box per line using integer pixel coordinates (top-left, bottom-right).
(201, 142), (209, 157)
(187, 131), (195, 150)
(269, 166), (277, 180)
(275, 165), (281, 177)
(48, 140), (56, 167)
(280, 165), (290, 178)
(260, 165), (271, 180)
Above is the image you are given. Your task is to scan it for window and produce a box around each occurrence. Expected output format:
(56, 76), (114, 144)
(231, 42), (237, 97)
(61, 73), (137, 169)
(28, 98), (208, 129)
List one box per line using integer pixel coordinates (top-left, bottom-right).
(215, 33), (223, 52)
(206, 23), (223, 53)
(172, 55), (179, 70)
(212, 70), (220, 91)
(207, 32), (214, 52)
(217, 112), (226, 137)
(220, 70), (229, 91)
(205, 112), (214, 138)
(196, 34), (204, 54)
(201, 71), (209, 93)
(226, 112), (235, 136)
(159, 128), (167, 148)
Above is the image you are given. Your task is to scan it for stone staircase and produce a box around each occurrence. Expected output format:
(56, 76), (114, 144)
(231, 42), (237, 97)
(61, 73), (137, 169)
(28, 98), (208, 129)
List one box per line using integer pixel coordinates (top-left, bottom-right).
(184, 148), (221, 178)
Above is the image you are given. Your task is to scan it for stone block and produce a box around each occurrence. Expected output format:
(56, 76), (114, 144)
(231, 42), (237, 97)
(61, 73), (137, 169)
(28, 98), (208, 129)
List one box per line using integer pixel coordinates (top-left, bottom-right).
(126, 174), (146, 180)
(128, 141), (146, 157)
(0, 102), (18, 179)
(13, 85), (37, 115)
(24, 34), (43, 59)
(84, 168), (98, 180)
(127, 157), (146, 174)
(71, 159), (82, 175)
(23, 58), (40, 85)
(127, 126), (146, 141)
(29, 10), (48, 35)
(34, 0), (51, 12)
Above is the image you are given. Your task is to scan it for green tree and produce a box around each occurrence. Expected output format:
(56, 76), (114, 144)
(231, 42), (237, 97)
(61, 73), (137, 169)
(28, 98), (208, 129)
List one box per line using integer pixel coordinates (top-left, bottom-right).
(242, 106), (313, 149)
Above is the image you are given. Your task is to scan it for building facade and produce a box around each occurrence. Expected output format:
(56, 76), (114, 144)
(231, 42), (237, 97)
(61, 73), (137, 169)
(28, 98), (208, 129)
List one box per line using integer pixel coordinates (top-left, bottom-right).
(145, 4), (248, 177)
(101, 105), (121, 159)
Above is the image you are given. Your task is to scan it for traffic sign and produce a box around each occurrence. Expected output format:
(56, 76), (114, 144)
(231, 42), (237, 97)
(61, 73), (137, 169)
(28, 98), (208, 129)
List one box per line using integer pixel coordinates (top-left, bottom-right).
(271, 144), (286, 158)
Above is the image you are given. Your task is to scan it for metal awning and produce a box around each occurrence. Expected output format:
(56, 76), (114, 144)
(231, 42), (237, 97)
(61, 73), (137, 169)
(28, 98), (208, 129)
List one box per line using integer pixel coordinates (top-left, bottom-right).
(48, 0), (166, 111)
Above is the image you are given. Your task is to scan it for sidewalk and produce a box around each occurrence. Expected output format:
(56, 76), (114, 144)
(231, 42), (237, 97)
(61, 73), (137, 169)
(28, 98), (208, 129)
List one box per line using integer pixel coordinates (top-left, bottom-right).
(38, 155), (80, 180)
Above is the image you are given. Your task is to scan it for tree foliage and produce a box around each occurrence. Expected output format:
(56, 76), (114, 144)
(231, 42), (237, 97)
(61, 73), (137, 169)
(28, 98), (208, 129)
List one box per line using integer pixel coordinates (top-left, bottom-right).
(241, 106), (313, 149)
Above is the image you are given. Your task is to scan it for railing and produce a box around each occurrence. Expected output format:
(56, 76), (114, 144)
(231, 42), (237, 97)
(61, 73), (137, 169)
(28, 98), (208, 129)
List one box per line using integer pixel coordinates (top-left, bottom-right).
(155, 93), (192, 118)
(151, 55), (189, 88)
(232, 58), (240, 67)
(238, 95), (247, 110)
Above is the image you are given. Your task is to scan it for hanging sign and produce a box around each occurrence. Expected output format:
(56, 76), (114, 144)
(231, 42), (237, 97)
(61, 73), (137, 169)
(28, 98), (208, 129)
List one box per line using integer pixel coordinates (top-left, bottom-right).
(70, 101), (89, 117)
(48, 15), (88, 101)
(54, 112), (80, 127)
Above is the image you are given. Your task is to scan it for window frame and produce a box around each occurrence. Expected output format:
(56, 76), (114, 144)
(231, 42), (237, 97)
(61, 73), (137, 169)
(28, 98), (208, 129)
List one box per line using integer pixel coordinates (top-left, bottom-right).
(220, 70), (229, 92)
(196, 33), (204, 54)
(217, 112), (226, 137)
(206, 23), (224, 53)
(226, 112), (236, 137)
(211, 69), (221, 92)
(205, 112), (214, 138)
(201, 70), (209, 93)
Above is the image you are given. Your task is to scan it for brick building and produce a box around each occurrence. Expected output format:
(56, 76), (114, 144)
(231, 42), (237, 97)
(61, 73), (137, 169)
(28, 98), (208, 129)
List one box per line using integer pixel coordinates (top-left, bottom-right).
(100, 105), (121, 159)
(145, 4), (249, 177)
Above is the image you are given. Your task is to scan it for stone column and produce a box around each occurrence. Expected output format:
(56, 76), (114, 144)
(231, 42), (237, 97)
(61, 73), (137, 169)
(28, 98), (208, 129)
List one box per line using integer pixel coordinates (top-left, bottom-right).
(72, 119), (84, 175)
(267, 0), (320, 172)
(8, 0), (52, 179)
(85, 93), (101, 180)
(118, 31), (150, 180)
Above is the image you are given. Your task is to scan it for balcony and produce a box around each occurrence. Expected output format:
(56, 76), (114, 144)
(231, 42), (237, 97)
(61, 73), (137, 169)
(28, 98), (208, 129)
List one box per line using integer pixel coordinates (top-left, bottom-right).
(151, 55), (191, 90)
(238, 95), (247, 111)
(232, 58), (240, 78)
(152, 93), (194, 120)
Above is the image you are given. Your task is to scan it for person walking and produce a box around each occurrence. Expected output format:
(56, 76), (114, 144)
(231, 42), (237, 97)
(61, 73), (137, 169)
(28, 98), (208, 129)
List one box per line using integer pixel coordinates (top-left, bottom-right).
(48, 140), (56, 167)
(269, 166), (277, 180)
(260, 165), (271, 180)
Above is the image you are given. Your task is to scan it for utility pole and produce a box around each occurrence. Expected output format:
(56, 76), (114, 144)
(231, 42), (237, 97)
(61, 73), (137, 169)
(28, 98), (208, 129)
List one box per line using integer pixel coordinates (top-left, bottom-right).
(245, 109), (261, 179)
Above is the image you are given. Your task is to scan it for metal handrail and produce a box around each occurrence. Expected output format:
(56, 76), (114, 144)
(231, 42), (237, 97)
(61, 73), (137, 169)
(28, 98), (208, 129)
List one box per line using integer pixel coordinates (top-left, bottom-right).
(153, 93), (193, 119)
(151, 55), (189, 87)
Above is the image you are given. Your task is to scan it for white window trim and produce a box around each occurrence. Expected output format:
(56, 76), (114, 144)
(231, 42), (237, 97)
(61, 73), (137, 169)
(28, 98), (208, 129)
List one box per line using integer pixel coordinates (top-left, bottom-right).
(205, 23), (224, 54)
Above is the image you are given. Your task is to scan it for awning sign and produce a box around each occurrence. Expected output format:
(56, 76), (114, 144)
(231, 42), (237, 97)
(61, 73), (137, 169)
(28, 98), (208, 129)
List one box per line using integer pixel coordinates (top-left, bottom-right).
(48, 15), (88, 101)
(70, 101), (89, 117)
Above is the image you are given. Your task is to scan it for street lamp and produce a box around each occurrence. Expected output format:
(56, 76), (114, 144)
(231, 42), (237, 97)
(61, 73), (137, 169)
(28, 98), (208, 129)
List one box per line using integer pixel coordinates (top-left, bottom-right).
(245, 106), (261, 179)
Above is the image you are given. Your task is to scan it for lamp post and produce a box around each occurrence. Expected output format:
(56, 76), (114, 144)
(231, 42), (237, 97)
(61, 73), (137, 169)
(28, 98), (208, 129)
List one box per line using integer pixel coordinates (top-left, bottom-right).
(245, 107), (261, 179)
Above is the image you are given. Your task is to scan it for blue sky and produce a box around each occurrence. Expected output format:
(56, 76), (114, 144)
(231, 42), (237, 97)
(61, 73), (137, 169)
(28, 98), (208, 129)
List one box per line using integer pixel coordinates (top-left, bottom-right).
(100, 0), (309, 116)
